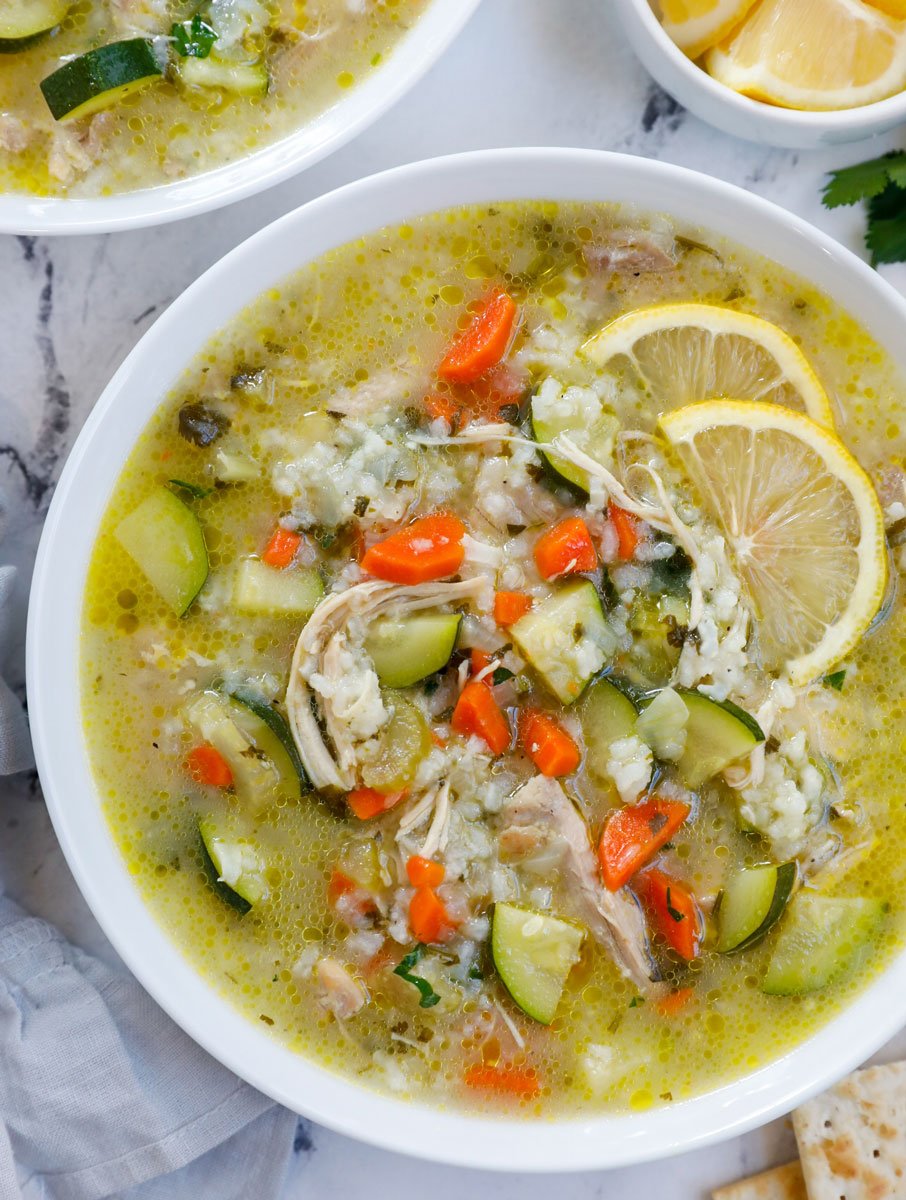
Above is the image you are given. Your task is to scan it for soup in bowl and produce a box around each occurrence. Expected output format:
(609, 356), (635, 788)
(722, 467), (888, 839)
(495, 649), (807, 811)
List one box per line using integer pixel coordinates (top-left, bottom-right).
(27, 150), (906, 1170)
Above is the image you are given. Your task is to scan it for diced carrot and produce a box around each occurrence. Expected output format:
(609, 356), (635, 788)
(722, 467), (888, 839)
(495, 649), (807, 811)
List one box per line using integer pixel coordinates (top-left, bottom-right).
(464, 1064), (541, 1099)
(519, 708), (581, 778)
(424, 392), (462, 428)
(533, 516), (597, 580)
(470, 648), (493, 678)
(609, 503), (640, 561)
(657, 986), (695, 1017)
(638, 869), (701, 961)
(185, 744), (233, 789)
(409, 886), (455, 943)
(360, 513), (466, 584)
(438, 290), (518, 385)
(346, 787), (407, 820)
(262, 525), (302, 568)
(406, 855), (445, 888)
(430, 730), (448, 749)
(451, 681), (511, 755)
(327, 869), (378, 923)
(598, 795), (691, 891)
(494, 590), (533, 626)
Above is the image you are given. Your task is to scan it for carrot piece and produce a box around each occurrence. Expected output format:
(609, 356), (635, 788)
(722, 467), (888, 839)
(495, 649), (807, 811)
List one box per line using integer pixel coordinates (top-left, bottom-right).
(186, 744), (233, 789)
(451, 681), (511, 754)
(609, 503), (640, 561)
(327, 869), (378, 923)
(598, 795), (691, 891)
(438, 290), (518, 384)
(430, 730), (448, 749)
(657, 986), (695, 1017)
(464, 1064), (541, 1099)
(519, 708), (581, 778)
(406, 855), (445, 888)
(470, 648), (493, 678)
(424, 392), (462, 428)
(638, 869), (701, 961)
(409, 886), (455, 943)
(262, 525), (302, 568)
(494, 590), (533, 626)
(533, 516), (597, 580)
(360, 513), (466, 584)
(346, 787), (407, 820)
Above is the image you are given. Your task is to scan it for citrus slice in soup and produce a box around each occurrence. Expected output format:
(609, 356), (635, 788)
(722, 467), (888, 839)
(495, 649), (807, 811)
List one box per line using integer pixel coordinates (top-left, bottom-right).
(659, 399), (887, 686)
(584, 303), (835, 428)
(705, 0), (906, 111)
(659, 0), (759, 59)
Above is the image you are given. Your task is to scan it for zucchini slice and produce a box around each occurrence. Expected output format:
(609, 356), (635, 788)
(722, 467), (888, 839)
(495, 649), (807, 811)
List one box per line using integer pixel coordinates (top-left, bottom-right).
(41, 39), (163, 122)
(0, 0), (69, 47)
(231, 689), (309, 794)
(199, 819), (267, 914)
(717, 862), (797, 954)
(530, 385), (618, 493)
(232, 558), (324, 616)
(177, 56), (268, 96)
(675, 690), (764, 789)
(762, 894), (884, 995)
(364, 613), (461, 688)
(511, 581), (617, 704)
(114, 486), (208, 616)
(579, 677), (639, 784)
(492, 903), (584, 1024)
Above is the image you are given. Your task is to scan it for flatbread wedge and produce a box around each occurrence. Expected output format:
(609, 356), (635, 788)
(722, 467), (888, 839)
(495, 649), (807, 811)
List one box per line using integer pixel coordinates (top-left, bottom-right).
(712, 1160), (806, 1199)
(792, 1060), (906, 1199)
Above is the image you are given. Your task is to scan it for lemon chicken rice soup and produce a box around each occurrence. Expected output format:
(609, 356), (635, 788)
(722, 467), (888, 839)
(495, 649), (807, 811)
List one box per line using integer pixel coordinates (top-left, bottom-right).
(0, 0), (425, 197)
(82, 201), (906, 1115)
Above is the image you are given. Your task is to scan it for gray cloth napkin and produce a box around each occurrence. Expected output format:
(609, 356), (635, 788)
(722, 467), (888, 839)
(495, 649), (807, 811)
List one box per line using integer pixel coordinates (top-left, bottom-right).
(0, 543), (300, 1196)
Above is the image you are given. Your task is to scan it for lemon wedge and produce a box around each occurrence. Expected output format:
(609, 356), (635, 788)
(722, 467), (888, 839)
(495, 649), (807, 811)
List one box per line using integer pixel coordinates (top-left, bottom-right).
(659, 400), (887, 686)
(584, 303), (835, 428)
(660, 0), (760, 58)
(865, 0), (906, 18)
(706, 0), (906, 111)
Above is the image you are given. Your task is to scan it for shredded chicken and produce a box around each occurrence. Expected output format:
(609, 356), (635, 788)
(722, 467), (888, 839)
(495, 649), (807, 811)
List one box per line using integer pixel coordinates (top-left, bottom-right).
(499, 776), (655, 989)
(315, 958), (368, 1019)
(48, 113), (116, 185)
(0, 115), (30, 155)
(584, 229), (677, 276)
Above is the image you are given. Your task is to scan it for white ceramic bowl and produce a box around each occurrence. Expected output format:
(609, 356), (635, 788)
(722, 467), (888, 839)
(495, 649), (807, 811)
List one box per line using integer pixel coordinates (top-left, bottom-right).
(613, 0), (906, 149)
(27, 148), (906, 1171)
(0, 0), (479, 236)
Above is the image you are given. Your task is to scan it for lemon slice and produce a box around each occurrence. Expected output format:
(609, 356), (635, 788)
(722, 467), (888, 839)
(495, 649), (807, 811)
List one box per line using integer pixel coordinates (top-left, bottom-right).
(659, 400), (887, 686)
(705, 0), (906, 111)
(865, 0), (906, 18)
(660, 0), (760, 59)
(584, 303), (835, 428)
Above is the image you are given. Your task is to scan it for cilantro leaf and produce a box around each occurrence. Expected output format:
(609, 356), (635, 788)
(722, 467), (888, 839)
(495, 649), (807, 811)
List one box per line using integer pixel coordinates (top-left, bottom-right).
(822, 152), (906, 209)
(823, 669), (846, 692)
(867, 181), (906, 267)
(171, 14), (217, 58)
(168, 478), (212, 499)
(393, 945), (441, 1008)
(492, 666), (515, 686)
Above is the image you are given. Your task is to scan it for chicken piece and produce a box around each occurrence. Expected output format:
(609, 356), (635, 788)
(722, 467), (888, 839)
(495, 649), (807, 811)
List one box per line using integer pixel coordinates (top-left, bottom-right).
(315, 958), (368, 1018)
(0, 115), (31, 155)
(584, 229), (676, 276)
(47, 113), (116, 185)
(499, 776), (655, 989)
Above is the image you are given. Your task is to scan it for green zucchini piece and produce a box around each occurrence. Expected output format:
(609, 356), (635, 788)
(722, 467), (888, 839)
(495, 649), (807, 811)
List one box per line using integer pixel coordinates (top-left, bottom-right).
(41, 39), (162, 121)
(232, 559), (324, 616)
(579, 677), (639, 784)
(492, 903), (584, 1024)
(364, 613), (461, 688)
(177, 56), (268, 96)
(359, 694), (432, 794)
(717, 862), (797, 954)
(675, 690), (765, 789)
(114, 486), (208, 616)
(230, 688), (309, 794)
(623, 591), (690, 687)
(762, 894), (884, 995)
(199, 819), (267, 914)
(0, 0), (68, 47)
(511, 581), (617, 704)
(531, 390), (618, 493)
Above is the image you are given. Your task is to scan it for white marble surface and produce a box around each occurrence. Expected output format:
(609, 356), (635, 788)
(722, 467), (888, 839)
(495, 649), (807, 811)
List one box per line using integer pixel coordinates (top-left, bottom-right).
(4, 1), (906, 1195)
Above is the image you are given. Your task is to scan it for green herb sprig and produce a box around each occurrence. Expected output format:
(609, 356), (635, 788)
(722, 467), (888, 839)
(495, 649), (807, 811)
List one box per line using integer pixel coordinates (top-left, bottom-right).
(393, 945), (441, 1008)
(823, 152), (906, 267)
(171, 14), (217, 58)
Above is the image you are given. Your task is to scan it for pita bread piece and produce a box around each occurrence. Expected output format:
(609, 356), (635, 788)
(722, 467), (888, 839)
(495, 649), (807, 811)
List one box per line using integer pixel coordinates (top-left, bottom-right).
(793, 1060), (906, 1199)
(712, 1160), (807, 1199)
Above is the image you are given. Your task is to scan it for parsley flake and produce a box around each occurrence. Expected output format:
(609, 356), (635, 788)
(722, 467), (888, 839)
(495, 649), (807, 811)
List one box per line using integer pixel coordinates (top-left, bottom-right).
(393, 945), (441, 1008)
(171, 14), (218, 58)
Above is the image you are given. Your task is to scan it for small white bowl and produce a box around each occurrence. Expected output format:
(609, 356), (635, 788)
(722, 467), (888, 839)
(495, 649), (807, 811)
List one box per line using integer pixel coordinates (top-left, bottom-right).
(27, 148), (906, 1170)
(0, 0), (480, 236)
(613, 0), (906, 149)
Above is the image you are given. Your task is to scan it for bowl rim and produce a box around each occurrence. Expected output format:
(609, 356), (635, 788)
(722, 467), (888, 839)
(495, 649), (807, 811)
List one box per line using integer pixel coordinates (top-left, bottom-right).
(0, 0), (481, 236)
(615, 0), (906, 133)
(26, 146), (906, 1172)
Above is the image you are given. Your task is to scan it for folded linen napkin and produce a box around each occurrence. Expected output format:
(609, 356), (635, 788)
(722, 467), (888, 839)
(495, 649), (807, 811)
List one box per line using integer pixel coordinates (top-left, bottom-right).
(0, 523), (299, 1196)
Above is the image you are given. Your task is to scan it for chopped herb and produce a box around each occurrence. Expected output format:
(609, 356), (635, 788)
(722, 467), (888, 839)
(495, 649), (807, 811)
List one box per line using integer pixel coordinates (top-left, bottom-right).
(171, 14), (218, 58)
(230, 366), (265, 391)
(822, 153), (906, 266)
(607, 1012), (623, 1033)
(258, 1013), (275, 1026)
(491, 666), (515, 686)
(665, 888), (685, 923)
(178, 402), (229, 447)
(167, 478), (212, 500)
(353, 496), (370, 517)
(393, 945), (441, 1008)
(422, 675), (440, 696)
(506, 523), (526, 536)
(660, 1091), (673, 1102)
(649, 546), (692, 595)
(468, 962), (484, 980)
(497, 402), (521, 425)
(824, 669), (846, 692)
(628, 995), (645, 1008)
